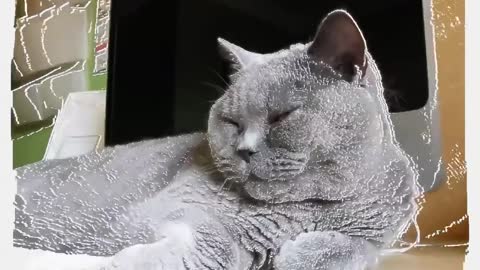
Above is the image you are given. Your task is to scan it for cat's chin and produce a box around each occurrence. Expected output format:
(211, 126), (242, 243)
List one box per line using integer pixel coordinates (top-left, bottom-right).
(240, 175), (285, 202)
(242, 174), (355, 204)
(242, 175), (314, 204)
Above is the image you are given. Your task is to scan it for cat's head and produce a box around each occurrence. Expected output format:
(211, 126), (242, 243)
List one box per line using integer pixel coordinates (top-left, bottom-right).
(207, 10), (385, 203)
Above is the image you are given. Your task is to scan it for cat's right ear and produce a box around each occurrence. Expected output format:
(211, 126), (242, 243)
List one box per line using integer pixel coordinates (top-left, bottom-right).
(217, 38), (264, 72)
(307, 10), (368, 82)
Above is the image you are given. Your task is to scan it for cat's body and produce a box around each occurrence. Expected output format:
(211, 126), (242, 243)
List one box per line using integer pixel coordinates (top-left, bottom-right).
(15, 131), (414, 269)
(14, 10), (419, 270)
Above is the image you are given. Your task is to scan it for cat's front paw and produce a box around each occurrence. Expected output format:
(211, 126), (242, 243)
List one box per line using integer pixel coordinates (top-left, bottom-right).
(107, 241), (184, 270)
(106, 222), (195, 270)
(274, 231), (377, 270)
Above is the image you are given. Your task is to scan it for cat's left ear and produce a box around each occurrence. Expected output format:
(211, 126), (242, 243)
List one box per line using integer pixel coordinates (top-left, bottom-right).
(217, 38), (264, 72)
(307, 10), (368, 82)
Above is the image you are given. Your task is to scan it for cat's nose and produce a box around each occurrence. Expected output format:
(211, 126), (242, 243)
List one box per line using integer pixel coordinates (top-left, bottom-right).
(237, 149), (257, 163)
(236, 127), (261, 163)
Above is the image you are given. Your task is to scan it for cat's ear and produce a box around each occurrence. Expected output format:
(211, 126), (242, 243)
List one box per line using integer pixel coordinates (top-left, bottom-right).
(217, 38), (264, 71)
(307, 10), (368, 82)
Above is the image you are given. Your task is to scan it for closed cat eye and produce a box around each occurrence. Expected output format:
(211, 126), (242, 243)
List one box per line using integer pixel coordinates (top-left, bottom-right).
(268, 107), (300, 124)
(335, 124), (354, 130)
(222, 117), (242, 130)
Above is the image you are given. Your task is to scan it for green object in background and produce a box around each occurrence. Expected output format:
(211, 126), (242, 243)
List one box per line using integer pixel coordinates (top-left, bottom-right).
(91, 73), (108, 91)
(87, 0), (108, 91)
(12, 119), (54, 169)
(12, 0), (109, 169)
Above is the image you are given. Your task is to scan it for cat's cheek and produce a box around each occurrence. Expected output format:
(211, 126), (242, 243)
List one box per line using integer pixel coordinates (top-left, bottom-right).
(208, 125), (236, 151)
(308, 120), (338, 151)
(269, 125), (310, 153)
(369, 115), (384, 139)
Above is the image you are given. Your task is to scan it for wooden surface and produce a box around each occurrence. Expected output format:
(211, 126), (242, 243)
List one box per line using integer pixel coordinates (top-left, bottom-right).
(378, 246), (467, 270)
(403, 0), (467, 247)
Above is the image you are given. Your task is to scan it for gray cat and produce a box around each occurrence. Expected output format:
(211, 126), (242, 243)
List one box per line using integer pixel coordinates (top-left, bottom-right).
(14, 10), (419, 270)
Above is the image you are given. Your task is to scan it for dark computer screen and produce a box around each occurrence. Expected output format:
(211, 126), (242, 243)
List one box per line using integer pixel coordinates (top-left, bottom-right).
(105, 0), (428, 146)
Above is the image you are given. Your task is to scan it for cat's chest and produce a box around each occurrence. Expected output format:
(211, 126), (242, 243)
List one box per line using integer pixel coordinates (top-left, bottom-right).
(216, 193), (404, 251)
(128, 165), (403, 250)
(210, 198), (324, 251)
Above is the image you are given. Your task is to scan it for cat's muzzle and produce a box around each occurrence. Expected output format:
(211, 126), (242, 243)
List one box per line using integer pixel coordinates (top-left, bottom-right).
(249, 149), (308, 181)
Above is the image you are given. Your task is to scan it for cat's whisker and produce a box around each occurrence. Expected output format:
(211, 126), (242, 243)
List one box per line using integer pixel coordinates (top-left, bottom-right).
(200, 81), (226, 94)
(226, 181), (235, 192)
(207, 68), (230, 87)
(218, 178), (230, 192)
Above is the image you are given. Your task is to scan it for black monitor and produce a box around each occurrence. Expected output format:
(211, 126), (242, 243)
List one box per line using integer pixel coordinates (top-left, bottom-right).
(105, 0), (429, 146)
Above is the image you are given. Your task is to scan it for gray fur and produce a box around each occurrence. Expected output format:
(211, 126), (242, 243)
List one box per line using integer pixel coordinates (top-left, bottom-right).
(14, 10), (419, 270)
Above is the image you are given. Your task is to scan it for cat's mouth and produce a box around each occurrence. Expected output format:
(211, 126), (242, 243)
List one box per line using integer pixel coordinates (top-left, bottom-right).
(248, 168), (304, 182)
(248, 154), (307, 182)
(244, 151), (307, 181)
